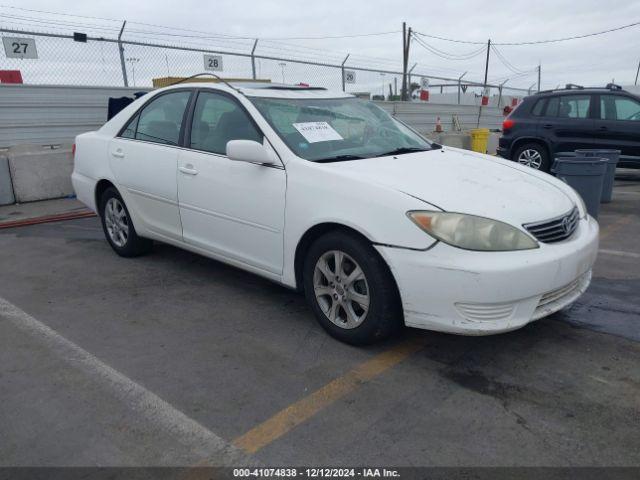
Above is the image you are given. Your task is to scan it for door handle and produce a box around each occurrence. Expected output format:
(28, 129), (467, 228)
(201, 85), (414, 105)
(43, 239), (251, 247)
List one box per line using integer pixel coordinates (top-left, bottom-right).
(598, 126), (608, 131)
(542, 124), (553, 129)
(111, 150), (125, 158)
(179, 165), (198, 175)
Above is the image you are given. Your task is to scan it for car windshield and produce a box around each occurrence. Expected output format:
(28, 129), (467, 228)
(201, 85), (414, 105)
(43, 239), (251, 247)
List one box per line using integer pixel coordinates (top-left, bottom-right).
(249, 96), (434, 162)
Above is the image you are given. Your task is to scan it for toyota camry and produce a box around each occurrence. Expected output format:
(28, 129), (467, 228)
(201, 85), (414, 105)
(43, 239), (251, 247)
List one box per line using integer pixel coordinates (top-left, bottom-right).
(71, 80), (598, 345)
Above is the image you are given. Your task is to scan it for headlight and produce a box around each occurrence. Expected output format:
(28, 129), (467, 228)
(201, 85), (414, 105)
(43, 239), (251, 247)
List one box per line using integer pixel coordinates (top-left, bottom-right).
(407, 211), (539, 251)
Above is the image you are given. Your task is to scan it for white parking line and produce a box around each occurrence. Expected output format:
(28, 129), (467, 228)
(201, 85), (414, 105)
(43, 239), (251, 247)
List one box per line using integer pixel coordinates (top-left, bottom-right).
(599, 249), (640, 259)
(0, 296), (247, 466)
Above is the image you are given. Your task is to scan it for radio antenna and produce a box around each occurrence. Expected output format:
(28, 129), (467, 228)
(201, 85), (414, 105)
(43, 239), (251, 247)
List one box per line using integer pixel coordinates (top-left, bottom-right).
(168, 72), (242, 93)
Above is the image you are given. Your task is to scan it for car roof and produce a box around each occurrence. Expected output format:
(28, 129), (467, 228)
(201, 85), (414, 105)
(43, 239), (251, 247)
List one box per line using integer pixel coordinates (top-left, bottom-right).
(158, 81), (353, 99)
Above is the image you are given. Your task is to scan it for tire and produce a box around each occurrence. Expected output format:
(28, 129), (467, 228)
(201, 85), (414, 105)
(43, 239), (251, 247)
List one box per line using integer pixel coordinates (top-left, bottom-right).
(513, 142), (551, 172)
(303, 230), (403, 345)
(99, 186), (152, 257)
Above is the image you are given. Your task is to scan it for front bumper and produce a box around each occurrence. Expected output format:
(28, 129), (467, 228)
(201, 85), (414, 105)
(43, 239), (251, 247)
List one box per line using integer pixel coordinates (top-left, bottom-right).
(376, 216), (599, 335)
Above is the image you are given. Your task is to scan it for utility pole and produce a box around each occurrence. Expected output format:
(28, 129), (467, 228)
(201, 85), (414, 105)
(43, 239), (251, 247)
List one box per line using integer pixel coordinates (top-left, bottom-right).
(635, 60), (640, 86)
(537, 64), (541, 92)
(476, 39), (491, 127)
(401, 22), (408, 101)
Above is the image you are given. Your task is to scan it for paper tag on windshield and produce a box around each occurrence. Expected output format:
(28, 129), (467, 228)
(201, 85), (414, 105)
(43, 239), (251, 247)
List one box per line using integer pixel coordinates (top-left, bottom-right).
(293, 122), (343, 143)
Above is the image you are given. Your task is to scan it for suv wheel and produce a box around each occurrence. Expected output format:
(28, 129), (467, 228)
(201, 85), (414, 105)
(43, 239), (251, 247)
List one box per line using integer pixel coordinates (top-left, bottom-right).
(303, 230), (403, 345)
(513, 143), (550, 172)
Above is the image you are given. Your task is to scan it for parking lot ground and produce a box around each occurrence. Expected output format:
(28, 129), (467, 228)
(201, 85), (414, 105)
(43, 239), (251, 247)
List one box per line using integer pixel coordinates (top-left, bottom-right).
(1, 172), (639, 467)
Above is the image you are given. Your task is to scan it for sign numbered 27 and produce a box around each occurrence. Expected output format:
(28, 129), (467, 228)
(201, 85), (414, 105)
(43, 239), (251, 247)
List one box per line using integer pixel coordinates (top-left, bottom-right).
(203, 54), (223, 72)
(2, 37), (38, 59)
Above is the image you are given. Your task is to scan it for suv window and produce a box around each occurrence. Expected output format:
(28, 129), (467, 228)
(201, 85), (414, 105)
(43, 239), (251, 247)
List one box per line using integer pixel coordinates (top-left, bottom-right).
(190, 91), (262, 155)
(531, 99), (546, 116)
(135, 91), (191, 145)
(545, 95), (591, 119)
(600, 95), (640, 121)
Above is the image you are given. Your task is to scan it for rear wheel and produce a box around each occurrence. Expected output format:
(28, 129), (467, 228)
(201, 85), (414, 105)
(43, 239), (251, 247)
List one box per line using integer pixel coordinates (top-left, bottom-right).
(513, 143), (551, 172)
(99, 187), (152, 257)
(303, 231), (403, 345)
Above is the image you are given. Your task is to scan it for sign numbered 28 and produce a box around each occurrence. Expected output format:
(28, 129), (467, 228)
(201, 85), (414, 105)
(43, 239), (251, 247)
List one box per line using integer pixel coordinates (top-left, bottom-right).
(2, 37), (38, 59)
(203, 54), (223, 72)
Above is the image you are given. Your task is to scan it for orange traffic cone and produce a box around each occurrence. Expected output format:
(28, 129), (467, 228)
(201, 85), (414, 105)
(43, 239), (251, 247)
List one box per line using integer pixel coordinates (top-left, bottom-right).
(435, 117), (443, 133)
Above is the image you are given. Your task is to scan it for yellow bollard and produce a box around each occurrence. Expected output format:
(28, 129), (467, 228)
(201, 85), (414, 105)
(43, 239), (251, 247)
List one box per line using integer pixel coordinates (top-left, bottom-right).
(470, 128), (490, 154)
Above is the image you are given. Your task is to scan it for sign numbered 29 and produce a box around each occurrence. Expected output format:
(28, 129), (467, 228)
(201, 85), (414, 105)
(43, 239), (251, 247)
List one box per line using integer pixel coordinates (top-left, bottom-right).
(343, 70), (356, 84)
(203, 54), (223, 72)
(2, 37), (38, 59)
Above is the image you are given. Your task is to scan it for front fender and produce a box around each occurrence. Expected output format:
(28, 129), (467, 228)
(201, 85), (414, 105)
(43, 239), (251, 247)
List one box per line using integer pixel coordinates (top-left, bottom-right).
(281, 160), (438, 288)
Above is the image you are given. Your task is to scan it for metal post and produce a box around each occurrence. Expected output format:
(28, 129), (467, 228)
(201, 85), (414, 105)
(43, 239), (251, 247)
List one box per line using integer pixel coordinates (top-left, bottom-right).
(635, 60), (640, 85)
(118, 21), (128, 87)
(497, 79), (508, 108)
(341, 53), (350, 92)
(407, 63), (417, 99)
(251, 39), (259, 80)
(537, 64), (541, 92)
(457, 71), (467, 105)
(528, 82), (536, 95)
(477, 39), (491, 127)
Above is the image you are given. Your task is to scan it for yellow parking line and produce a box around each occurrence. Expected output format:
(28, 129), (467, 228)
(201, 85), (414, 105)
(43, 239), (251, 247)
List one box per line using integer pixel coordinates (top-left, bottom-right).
(232, 336), (427, 454)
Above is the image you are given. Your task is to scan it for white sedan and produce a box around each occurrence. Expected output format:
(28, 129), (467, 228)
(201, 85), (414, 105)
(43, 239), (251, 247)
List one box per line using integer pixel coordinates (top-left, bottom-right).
(72, 81), (598, 345)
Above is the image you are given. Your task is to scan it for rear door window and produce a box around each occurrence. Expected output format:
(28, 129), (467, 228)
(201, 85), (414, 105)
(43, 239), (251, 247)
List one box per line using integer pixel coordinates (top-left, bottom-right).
(546, 95), (591, 118)
(135, 91), (191, 146)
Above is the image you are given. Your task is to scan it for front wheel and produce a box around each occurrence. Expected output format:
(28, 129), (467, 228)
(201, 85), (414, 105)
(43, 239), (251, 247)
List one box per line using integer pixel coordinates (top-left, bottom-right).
(99, 187), (152, 257)
(303, 231), (403, 345)
(513, 143), (551, 172)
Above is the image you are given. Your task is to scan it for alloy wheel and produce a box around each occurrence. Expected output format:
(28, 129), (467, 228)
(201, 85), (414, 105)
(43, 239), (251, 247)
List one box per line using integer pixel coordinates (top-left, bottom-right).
(313, 250), (370, 329)
(517, 149), (543, 169)
(104, 197), (129, 247)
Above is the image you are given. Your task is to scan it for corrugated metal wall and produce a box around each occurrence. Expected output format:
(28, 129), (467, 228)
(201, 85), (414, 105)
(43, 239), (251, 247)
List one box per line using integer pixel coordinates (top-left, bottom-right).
(375, 101), (503, 132)
(0, 85), (502, 148)
(0, 84), (149, 148)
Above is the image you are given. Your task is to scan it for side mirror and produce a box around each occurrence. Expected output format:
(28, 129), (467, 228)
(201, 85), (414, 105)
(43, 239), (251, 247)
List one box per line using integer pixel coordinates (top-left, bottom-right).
(226, 140), (276, 165)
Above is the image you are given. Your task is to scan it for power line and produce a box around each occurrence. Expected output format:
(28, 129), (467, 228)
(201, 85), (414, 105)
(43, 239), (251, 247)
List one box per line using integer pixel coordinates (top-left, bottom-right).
(0, 4), (400, 40)
(413, 19), (640, 45)
(411, 35), (486, 60)
(490, 45), (529, 74)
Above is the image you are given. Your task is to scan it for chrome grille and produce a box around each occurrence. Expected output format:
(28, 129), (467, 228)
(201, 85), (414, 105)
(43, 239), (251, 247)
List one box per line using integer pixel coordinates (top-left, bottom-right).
(523, 207), (579, 243)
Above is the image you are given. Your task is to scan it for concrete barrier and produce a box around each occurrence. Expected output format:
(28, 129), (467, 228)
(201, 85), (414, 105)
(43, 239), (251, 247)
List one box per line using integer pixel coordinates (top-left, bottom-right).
(426, 130), (502, 155)
(427, 132), (472, 150)
(0, 152), (15, 205)
(7, 144), (74, 203)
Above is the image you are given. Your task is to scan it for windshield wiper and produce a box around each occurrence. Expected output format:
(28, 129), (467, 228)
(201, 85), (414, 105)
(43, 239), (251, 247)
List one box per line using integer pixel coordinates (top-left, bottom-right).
(375, 147), (431, 157)
(314, 154), (366, 163)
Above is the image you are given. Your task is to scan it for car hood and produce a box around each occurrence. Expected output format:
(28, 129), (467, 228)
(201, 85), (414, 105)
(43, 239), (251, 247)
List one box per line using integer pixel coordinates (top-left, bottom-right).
(325, 148), (575, 225)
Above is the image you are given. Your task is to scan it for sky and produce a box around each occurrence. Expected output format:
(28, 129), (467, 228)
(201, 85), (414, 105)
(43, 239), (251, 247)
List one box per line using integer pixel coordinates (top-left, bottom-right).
(1, 0), (640, 93)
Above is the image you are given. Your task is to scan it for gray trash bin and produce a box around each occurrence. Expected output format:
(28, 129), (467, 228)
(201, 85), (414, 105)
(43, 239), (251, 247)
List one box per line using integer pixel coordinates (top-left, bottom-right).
(575, 149), (620, 203)
(551, 156), (607, 219)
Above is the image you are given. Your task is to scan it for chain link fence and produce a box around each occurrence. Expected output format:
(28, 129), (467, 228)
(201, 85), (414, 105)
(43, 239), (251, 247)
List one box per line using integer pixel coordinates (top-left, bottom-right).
(0, 26), (532, 101)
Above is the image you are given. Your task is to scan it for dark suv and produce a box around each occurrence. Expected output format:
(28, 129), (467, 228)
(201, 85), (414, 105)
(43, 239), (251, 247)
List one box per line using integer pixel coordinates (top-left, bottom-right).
(497, 84), (640, 171)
